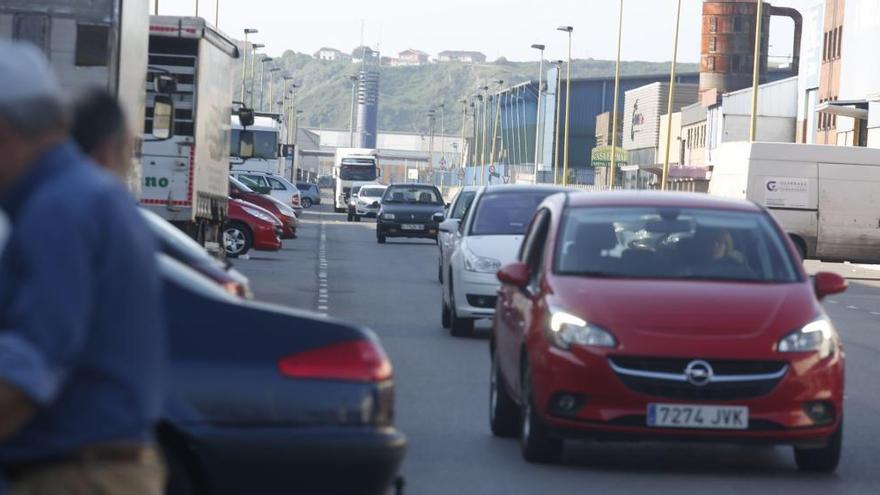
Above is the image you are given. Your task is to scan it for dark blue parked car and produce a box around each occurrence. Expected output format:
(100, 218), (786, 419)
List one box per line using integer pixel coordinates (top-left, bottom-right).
(157, 255), (405, 495)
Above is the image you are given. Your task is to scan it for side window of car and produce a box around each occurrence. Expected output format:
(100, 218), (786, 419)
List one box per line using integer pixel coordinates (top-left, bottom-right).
(241, 174), (268, 188)
(268, 178), (287, 191)
(520, 210), (551, 290)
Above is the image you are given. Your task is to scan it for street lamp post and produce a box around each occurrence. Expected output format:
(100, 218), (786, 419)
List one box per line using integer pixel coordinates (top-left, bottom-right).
(268, 67), (281, 113)
(459, 99), (468, 177)
(248, 43), (264, 108)
(661, 0), (683, 191)
(240, 28), (257, 102)
(488, 80), (504, 182)
(480, 85), (489, 186)
(609, 0), (624, 189)
(557, 26), (573, 186)
(749, 0), (765, 142)
(531, 44), (545, 182)
(552, 60), (563, 185)
(214, 0), (219, 27)
(258, 56), (272, 111)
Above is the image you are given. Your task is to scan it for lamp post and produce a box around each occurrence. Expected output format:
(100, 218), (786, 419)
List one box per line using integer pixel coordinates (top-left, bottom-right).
(348, 75), (358, 147)
(248, 43), (264, 108)
(154, 0), (158, 15)
(488, 80), (504, 181)
(214, 0), (219, 27)
(557, 26), (573, 185)
(609, 0), (624, 188)
(240, 28), (258, 102)
(257, 56), (272, 111)
(459, 98), (468, 173)
(749, 0), (764, 142)
(480, 85), (489, 186)
(427, 109), (436, 179)
(268, 67), (281, 113)
(661, 0), (683, 191)
(472, 95), (482, 185)
(552, 60), (563, 185)
(530, 43), (546, 181)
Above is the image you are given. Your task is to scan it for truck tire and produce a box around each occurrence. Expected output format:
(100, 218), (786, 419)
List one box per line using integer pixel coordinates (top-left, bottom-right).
(224, 222), (252, 258)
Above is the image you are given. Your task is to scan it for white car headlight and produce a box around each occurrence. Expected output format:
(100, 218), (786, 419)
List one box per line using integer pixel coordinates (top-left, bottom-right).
(462, 248), (501, 273)
(242, 206), (276, 224)
(547, 310), (617, 350)
(777, 318), (836, 358)
(382, 213), (395, 220)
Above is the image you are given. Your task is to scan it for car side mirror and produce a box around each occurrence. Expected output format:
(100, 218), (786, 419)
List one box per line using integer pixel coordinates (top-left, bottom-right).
(814, 272), (847, 299)
(151, 95), (174, 140)
(497, 262), (530, 288)
(153, 74), (178, 94)
(439, 218), (459, 233)
(432, 212), (445, 223)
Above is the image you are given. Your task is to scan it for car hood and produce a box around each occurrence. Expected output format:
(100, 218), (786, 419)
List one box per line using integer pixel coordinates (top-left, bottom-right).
(549, 277), (818, 350)
(465, 235), (523, 265)
(381, 203), (444, 220)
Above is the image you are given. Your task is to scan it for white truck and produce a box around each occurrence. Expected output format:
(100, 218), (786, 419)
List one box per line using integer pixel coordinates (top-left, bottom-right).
(230, 112), (287, 177)
(141, 16), (238, 253)
(0, 0), (150, 194)
(333, 148), (380, 212)
(709, 141), (880, 263)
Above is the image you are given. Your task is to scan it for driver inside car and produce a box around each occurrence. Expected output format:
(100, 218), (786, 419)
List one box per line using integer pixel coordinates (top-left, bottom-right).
(683, 228), (754, 279)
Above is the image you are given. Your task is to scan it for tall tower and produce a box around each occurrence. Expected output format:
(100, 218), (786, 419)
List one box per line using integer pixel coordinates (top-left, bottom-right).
(356, 48), (380, 149)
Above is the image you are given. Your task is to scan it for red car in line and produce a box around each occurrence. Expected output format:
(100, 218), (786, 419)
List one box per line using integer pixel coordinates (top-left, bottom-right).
(229, 177), (298, 239)
(490, 191), (847, 472)
(224, 197), (283, 257)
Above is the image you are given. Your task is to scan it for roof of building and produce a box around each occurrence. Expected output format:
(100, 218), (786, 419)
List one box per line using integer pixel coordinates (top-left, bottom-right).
(438, 50), (486, 57)
(399, 49), (428, 56)
(316, 47), (342, 53)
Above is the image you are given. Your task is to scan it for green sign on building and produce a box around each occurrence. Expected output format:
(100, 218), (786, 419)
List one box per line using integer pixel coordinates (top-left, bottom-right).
(590, 146), (628, 168)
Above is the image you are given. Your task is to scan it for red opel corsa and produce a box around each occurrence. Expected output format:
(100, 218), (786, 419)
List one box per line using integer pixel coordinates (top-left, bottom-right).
(490, 191), (847, 472)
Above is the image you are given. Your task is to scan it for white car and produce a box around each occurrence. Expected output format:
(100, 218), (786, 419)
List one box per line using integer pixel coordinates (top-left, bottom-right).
(435, 186), (480, 283)
(440, 185), (570, 337)
(230, 171), (303, 215)
(354, 184), (388, 220)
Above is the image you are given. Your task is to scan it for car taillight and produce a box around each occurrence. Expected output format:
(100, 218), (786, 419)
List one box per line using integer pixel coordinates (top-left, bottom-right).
(278, 339), (393, 382)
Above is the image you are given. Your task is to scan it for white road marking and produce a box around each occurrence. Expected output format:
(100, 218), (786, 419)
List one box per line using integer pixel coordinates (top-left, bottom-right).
(847, 305), (859, 310)
(317, 220), (330, 314)
(870, 312), (880, 316)
(827, 300), (838, 304)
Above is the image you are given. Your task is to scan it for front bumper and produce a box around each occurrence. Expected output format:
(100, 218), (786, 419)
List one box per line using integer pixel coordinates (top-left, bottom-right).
(356, 205), (380, 217)
(453, 270), (499, 319)
(253, 223), (282, 251)
(178, 424), (406, 495)
(377, 220), (438, 239)
(528, 343), (845, 448)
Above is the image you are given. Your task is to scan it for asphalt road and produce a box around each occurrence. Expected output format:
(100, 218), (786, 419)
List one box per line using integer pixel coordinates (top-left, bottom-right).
(235, 206), (880, 495)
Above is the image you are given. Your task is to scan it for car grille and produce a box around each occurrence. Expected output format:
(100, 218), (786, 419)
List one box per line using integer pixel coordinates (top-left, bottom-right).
(608, 356), (788, 401)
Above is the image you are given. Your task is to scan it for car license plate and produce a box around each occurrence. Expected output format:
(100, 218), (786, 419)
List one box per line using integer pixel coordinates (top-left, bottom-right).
(401, 224), (424, 230)
(647, 403), (748, 430)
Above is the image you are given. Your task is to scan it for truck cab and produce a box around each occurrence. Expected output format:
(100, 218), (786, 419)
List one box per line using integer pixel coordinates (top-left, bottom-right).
(230, 113), (286, 177)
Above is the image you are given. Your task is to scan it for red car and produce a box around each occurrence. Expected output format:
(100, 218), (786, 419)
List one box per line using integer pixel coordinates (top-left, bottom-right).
(225, 197), (283, 257)
(229, 177), (298, 239)
(490, 191), (847, 472)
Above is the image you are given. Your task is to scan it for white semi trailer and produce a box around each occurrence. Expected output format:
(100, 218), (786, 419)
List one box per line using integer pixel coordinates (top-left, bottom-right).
(709, 141), (880, 263)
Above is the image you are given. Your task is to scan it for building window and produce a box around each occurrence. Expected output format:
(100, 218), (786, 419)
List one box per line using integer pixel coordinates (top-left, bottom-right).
(733, 16), (743, 33)
(731, 54), (741, 73)
(707, 56), (715, 71)
(822, 31), (829, 62)
(709, 16), (717, 33)
(709, 37), (717, 53)
(13, 14), (49, 53)
(75, 24), (110, 67)
(836, 27), (843, 58)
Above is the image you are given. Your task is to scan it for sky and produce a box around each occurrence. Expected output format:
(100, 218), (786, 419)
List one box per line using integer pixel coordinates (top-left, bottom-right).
(158, 0), (816, 63)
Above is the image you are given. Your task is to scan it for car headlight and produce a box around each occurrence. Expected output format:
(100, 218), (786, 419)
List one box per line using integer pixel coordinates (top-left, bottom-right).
(462, 248), (501, 273)
(777, 318), (836, 358)
(382, 213), (395, 220)
(242, 206), (276, 224)
(547, 310), (617, 350)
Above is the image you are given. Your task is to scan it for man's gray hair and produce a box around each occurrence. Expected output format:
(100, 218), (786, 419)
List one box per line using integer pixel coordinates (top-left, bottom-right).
(0, 96), (69, 136)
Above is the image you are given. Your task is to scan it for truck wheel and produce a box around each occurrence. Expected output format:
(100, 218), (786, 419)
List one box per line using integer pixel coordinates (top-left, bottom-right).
(224, 222), (252, 258)
(302, 197), (313, 209)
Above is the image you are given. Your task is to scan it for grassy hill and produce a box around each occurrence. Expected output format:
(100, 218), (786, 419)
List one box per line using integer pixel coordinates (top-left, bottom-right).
(269, 53), (697, 135)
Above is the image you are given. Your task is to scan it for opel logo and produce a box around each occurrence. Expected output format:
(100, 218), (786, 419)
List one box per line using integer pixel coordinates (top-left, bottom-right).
(684, 360), (713, 387)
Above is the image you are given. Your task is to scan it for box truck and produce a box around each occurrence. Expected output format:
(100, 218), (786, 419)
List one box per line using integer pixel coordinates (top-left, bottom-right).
(332, 148), (379, 212)
(709, 142), (880, 263)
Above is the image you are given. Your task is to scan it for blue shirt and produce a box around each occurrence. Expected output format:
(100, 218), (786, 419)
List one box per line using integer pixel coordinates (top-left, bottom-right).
(0, 142), (165, 462)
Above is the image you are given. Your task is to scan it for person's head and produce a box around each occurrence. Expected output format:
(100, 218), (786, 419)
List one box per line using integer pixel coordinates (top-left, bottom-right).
(0, 40), (68, 193)
(72, 89), (132, 178)
(694, 228), (731, 261)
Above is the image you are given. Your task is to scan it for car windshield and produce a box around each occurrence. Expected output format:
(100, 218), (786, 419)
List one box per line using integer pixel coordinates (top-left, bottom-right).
(382, 186), (442, 204)
(351, 186), (362, 196)
(470, 191), (559, 236)
(360, 187), (385, 198)
(231, 129), (278, 159)
(555, 207), (799, 283)
(229, 176), (255, 193)
(451, 191), (476, 219)
(340, 161), (378, 181)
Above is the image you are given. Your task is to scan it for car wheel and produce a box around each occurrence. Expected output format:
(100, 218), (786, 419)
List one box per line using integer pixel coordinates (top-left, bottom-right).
(302, 197), (313, 208)
(377, 231), (386, 244)
(521, 362), (563, 463)
(794, 420), (842, 473)
(438, 257), (443, 283)
(347, 212), (353, 222)
(223, 222), (252, 258)
(490, 352), (520, 438)
(449, 275), (474, 337)
(354, 215), (361, 222)
(441, 298), (451, 329)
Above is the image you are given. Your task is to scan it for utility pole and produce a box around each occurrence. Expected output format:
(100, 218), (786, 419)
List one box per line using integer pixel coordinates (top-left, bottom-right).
(749, 0), (764, 142)
(240, 29), (257, 103)
(552, 60), (563, 185)
(661, 0), (683, 191)
(249, 43), (264, 108)
(609, 0), (624, 188)
(531, 44), (545, 181)
(557, 26), (573, 186)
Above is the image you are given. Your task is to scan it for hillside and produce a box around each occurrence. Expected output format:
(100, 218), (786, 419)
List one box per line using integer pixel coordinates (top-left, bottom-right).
(269, 53), (698, 135)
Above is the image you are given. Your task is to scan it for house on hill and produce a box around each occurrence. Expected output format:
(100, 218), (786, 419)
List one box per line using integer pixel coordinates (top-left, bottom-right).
(396, 49), (429, 66)
(437, 50), (486, 63)
(314, 47), (348, 62)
